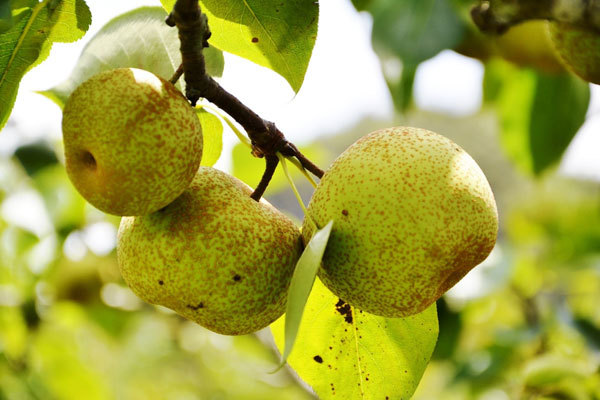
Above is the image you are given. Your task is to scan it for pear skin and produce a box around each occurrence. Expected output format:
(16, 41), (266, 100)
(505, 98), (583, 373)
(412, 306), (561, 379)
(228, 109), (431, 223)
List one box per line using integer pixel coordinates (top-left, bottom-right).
(62, 68), (203, 216)
(549, 22), (600, 84)
(302, 127), (498, 318)
(117, 167), (303, 335)
(495, 21), (565, 74)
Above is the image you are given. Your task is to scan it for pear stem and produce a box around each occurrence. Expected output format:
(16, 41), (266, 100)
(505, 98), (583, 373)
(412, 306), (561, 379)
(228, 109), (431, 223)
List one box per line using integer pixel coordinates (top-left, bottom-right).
(166, 0), (324, 200)
(200, 104), (318, 191)
(286, 156), (318, 189)
(250, 155), (279, 201)
(169, 64), (184, 85)
(472, 0), (600, 34)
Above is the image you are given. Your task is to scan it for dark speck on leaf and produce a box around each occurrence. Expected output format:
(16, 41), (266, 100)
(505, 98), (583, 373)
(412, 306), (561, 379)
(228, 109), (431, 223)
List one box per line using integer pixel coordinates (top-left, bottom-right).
(158, 280), (164, 285)
(233, 274), (241, 281)
(313, 355), (323, 363)
(342, 209), (348, 216)
(335, 299), (353, 323)
(251, 37), (259, 43)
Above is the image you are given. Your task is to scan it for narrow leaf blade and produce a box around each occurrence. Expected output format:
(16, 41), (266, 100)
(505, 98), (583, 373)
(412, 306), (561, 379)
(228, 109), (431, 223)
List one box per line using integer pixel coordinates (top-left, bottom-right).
(277, 220), (334, 369)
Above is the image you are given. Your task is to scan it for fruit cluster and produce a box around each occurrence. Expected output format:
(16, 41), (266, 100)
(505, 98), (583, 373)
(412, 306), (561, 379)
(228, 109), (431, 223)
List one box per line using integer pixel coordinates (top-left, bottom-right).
(62, 68), (498, 336)
(458, 19), (600, 84)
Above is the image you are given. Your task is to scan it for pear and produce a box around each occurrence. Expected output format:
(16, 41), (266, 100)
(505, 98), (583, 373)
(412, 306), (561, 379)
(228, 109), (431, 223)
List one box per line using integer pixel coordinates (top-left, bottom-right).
(495, 21), (565, 74)
(549, 22), (600, 84)
(302, 127), (498, 318)
(117, 167), (303, 335)
(62, 67), (203, 216)
(456, 21), (565, 74)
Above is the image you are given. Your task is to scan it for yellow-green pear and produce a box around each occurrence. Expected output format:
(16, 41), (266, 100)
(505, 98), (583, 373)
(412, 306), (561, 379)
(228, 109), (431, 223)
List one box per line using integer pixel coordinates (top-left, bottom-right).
(62, 67), (203, 216)
(495, 21), (565, 74)
(456, 21), (565, 74)
(302, 127), (498, 318)
(117, 167), (303, 335)
(549, 22), (600, 84)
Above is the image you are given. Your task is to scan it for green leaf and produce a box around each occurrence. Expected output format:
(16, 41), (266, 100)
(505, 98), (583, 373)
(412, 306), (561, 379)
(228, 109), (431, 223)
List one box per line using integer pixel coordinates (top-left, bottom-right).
(386, 62), (416, 112)
(41, 7), (224, 108)
(351, 0), (374, 12)
(431, 297), (461, 360)
(271, 279), (439, 400)
(278, 220), (333, 369)
(486, 60), (590, 175)
(195, 108), (223, 167)
(161, 0), (318, 93)
(0, 1), (13, 33)
(0, 0), (91, 130)
(370, 0), (465, 65)
(13, 141), (58, 176)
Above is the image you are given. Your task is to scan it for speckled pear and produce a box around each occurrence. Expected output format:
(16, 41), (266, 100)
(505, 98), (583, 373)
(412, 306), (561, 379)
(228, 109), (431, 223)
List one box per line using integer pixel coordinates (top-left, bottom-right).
(62, 67), (203, 216)
(302, 127), (498, 318)
(549, 22), (600, 84)
(117, 167), (303, 335)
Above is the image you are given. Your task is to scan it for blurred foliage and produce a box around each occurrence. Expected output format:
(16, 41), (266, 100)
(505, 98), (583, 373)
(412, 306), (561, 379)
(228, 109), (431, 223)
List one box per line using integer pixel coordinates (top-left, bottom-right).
(0, 139), (313, 399)
(354, 0), (591, 175)
(484, 59), (590, 175)
(3, 92), (600, 398)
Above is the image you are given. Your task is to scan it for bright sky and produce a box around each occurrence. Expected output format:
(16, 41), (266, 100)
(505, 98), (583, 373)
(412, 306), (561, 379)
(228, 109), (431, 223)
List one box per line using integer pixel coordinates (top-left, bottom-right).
(2, 0), (599, 178)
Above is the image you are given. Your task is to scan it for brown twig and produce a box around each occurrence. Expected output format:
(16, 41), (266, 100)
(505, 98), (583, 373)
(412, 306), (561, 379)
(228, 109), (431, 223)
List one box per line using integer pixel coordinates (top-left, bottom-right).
(251, 155), (279, 201)
(169, 64), (184, 85)
(471, 0), (600, 34)
(167, 0), (324, 200)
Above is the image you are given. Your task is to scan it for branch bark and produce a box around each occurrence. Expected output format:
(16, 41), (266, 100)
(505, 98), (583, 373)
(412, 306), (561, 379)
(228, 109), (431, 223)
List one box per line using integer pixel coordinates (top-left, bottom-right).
(471, 0), (600, 34)
(167, 0), (324, 201)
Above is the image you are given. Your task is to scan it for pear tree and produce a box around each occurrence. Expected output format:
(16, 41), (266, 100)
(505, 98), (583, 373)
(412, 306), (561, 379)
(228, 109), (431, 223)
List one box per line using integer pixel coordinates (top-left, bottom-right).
(1, 0), (599, 399)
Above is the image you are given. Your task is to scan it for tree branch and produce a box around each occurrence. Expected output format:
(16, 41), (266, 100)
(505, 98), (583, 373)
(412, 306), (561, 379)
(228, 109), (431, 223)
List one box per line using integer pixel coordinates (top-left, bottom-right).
(471, 0), (600, 34)
(167, 0), (324, 201)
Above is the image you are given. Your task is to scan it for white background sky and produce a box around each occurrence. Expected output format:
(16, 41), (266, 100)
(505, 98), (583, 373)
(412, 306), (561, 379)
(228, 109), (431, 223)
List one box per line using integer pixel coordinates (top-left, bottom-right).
(2, 0), (599, 178)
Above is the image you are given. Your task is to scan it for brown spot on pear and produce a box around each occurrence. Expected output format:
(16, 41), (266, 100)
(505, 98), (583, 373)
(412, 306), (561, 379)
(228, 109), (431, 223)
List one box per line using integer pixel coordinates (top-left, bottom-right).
(62, 67), (203, 216)
(549, 22), (600, 84)
(117, 167), (303, 335)
(302, 127), (498, 317)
